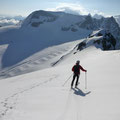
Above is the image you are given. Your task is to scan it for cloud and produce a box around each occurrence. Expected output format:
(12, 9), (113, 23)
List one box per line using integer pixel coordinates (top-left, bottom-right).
(46, 3), (89, 15)
(46, 2), (110, 18)
(0, 18), (19, 26)
(92, 10), (111, 17)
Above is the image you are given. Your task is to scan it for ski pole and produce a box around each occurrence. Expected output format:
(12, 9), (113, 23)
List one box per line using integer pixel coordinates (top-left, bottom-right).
(85, 72), (87, 89)
(62, 74), (73, 87)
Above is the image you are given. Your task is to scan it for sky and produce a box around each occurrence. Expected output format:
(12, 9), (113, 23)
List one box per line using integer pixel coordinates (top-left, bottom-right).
(0, 0), (120, 17)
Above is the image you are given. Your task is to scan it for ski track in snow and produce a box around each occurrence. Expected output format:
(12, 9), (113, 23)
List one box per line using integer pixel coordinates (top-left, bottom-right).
(57, 87), (91, 120)
(62, 89), (81, 120)
(0, 74), (58, 119)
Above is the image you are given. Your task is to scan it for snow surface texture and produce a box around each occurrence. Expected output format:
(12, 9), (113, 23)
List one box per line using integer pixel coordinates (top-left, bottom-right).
(0, 46), (120, 120)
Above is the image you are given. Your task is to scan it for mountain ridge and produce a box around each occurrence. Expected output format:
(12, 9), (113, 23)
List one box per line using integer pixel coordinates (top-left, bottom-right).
(22, 10), (120, 39)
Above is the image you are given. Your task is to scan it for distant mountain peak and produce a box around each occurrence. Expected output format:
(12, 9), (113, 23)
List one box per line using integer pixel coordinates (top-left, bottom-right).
(31, 10), (56, 18)
(93, 14), (104, 19)
(114, 15), (120, 27)
(22, 10), (58, 27)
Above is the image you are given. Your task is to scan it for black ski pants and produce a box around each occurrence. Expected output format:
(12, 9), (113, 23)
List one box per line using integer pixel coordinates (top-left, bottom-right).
(71, 74), (79, 87)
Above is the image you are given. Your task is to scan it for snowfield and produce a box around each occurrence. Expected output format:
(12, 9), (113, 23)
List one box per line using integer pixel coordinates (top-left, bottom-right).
(0, 45), (120, 120)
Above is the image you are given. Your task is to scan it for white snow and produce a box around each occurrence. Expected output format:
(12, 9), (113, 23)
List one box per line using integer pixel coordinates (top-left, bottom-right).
(0, 10), (120, 120)
(0, 45), (120, 120)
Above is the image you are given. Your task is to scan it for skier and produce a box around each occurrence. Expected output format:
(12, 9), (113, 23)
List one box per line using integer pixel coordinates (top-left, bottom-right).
(71, 60), (87, 88)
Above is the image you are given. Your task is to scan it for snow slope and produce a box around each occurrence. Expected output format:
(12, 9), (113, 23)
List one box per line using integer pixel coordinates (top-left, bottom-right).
(0, 39), (83, 79)
(0, 45), (120, 120)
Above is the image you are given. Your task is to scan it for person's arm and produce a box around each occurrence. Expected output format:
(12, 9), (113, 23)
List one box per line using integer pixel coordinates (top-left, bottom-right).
(80, 65), (87, 72)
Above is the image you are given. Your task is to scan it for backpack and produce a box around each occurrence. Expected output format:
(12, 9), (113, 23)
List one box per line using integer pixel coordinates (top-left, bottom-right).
(73, 65), (80, 74)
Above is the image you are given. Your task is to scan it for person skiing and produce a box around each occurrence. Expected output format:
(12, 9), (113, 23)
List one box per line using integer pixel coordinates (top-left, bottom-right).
(71, 60), (87, 88)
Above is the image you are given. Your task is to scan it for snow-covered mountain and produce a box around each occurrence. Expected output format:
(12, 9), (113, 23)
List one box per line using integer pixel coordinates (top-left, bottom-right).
(114, 15), (120, 26)
(0, 11), (91, 71)
(22, 11), (120, 47)
(22, 10), (120, 48)
(80, 29), (117, 50)
(22, 11), (120, 37)
(93, 14), (104, 19)
(0, 10), (120, 78)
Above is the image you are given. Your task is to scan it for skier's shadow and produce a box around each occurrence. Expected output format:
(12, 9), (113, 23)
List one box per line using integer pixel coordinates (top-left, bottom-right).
(72, 87), (91, 97)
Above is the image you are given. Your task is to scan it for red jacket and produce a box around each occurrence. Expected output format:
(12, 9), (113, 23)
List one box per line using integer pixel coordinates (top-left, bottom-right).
(72, 64), (86, 74)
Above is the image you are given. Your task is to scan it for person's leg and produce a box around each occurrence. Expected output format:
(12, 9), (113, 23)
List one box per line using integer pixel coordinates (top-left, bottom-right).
(71, 74), (76, 87)
(75, 75), (79, 87)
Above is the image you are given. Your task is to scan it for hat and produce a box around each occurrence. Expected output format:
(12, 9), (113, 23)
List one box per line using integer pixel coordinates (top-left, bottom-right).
(76, 60), (80, 64)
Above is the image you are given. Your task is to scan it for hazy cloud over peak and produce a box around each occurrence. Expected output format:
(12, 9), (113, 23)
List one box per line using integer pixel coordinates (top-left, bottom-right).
(46, 2), (110, 18)
(47, 3), (89, 15)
